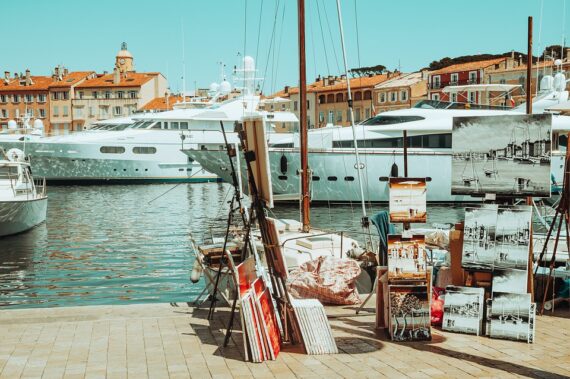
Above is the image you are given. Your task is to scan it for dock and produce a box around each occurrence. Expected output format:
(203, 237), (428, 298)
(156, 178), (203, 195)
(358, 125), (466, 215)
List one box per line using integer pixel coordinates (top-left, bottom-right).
(1, 300), (569, 379)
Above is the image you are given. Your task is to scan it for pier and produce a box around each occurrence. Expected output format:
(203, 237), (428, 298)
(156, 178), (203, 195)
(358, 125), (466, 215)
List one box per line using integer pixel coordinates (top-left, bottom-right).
(1, 299), (569, 378)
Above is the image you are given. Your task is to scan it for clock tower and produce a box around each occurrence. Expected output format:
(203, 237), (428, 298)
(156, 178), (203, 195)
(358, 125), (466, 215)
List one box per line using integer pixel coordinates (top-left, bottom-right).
(115, 42), (134, 73)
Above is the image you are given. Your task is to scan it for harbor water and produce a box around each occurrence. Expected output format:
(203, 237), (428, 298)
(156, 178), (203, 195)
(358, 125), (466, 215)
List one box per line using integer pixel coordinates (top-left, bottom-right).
(0, 183), (466, 309)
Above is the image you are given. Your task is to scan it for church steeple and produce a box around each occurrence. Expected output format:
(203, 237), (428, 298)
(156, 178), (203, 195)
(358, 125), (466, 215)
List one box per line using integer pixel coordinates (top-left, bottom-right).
(115, 42), (134, 73)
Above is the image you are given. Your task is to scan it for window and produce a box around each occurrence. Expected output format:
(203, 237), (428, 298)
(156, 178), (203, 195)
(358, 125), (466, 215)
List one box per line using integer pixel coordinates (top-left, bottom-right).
(355, 108), (361, 123)
(344, 176), (355, 181)
(336, 93), (343, 103)
(363, 90), (372, 100)
(499, 79), (506, 84)
(400, 90), (408, 101)
(89, 106), (95, 117)
(312, 176), (320, 181)
(39, 109), (45, 118)
(468, 91), (476, 103)
(38, 94), (46, 103)
(319, 111), (324, 123)
(114, 106), (122, 116)
(451, 93), (457, 102)
(25, 94), (33, 103)
(346, 109), (351, 122)
(100, 106), (109, 118)
(354, 91), (362, 101)
(1, 109), (7, 118)
(293, 101), (298, 111)
(129, 91), (137, 99)
(92, 91), (98, 99)
(365, 108), (370, 119)
(180, 122), (188, 129)
(117, 91), (124, 99)
(53, 106), (59, 117)
(133, 146), (157, 154)
(75, 107), (83, 118)
(333, 133), (451, 149)
(378, 92), (386, 103)
(0, 95), (5, 103)
(432, 93), (440, 101)
(63, 106), (69, 117)
(469, 71), (477, 83)
(328, 110), (334, 123)
(105, 91), (111, 99)
(319, 95), (326, 104)
(327, 176), (338, 181)
(307, 100), (310, 110)
(13, 94), (20, 103)
(390, 92), (397, 102)
(450, 73), (459, 84)
(169, 122), (179, 129)
(100, 146), (125, 154)
(278, 175), (287, 180)
(432, 75), (441, 88)
(51, 92), (58, 100)
(63, 91), (69, 100)
(152, 122), (161, 129)
(336, 110), (342, 122)
(78, 91), (84, 99)
(327, 94), (334, 103)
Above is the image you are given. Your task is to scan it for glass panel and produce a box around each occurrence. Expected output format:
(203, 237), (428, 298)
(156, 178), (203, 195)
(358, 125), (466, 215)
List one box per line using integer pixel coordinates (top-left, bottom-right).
(100, 146), (126, 154)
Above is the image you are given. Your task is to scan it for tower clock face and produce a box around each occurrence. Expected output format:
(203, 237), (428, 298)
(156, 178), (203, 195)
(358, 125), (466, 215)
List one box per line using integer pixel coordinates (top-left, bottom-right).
(120, 58), (125, 64)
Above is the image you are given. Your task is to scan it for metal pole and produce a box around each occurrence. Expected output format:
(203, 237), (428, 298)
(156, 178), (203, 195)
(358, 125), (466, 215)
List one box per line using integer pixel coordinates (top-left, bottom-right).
(298, 0), (310, 232)
(335, 0), (368, 228)
(526, 16), (533, 115)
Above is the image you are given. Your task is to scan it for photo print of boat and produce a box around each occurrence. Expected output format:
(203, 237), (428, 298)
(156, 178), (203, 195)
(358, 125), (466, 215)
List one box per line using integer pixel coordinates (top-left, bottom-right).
(492, 268), (528, 294)
(494, 205), (532, 270)
(488, 292), (535, 343)
(442, 286), (485, 335)
(389, 285), (431, 342)
(451, 114), (552, 197)
(462, 204), (498, 271)
(389, 178), (427, 223)
(387, 235), (427, 280)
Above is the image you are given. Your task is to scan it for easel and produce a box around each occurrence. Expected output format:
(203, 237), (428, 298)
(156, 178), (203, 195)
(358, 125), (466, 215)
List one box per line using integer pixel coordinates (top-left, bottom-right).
(534, 151), (570, 315)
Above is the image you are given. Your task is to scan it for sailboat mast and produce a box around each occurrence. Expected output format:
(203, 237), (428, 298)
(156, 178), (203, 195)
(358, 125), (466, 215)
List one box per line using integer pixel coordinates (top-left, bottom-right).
(298, 0), (310, 232)
(335, 0), (368, 225)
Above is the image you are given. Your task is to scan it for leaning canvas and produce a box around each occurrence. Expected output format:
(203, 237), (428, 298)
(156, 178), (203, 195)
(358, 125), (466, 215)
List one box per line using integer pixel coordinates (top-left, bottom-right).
(389, 178), (427, 223)
(462, 205), (498, 271)
(389, 285), (431, 341)
(488, 292), (535, 343)
(387, 235), (427, 280)
(442, 286), (485, 335)
(451, 114), (552, 197)
(494, 205), (532, 270)
(492, 268), (528, 294)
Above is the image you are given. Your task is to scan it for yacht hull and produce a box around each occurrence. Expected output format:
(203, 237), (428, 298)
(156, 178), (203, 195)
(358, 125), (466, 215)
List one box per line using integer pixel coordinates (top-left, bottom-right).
(0, 197), (47, 237)
(184, 148), (566, 202)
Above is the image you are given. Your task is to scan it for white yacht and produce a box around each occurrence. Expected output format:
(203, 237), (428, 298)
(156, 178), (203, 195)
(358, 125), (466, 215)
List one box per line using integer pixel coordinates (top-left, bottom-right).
(0, 149), (47, 237)
(183, 74), (570, 202)
(0, 57), (295, 184)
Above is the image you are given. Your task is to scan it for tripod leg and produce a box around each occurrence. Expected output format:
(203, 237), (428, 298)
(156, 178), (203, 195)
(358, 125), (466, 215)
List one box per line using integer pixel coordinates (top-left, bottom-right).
(540, 214), (564, 315)
(223, 292), (239, 347)
(356, 279), (377, 314)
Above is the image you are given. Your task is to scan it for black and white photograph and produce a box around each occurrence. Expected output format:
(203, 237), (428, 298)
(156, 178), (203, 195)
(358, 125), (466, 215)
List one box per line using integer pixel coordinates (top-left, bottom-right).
(451, 114), (552, 197)
(488, 292), (534, 343)
(389, 285), (431, 342)
(494, 205), (532, 270)
(492, 268), (528, 294)
(442, 286), (485, 335)
(462, 205), (498, 271)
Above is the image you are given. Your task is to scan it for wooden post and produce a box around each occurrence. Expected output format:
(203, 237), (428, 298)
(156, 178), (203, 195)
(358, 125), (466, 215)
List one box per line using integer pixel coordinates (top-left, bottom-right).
(298, 0), (310, 233)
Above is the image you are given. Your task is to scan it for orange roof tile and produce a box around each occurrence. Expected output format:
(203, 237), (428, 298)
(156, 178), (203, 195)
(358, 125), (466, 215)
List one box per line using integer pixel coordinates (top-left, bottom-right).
(76, 72), (155, 89)
(0, 76), (53, 92)
(140, 95), (185, 111)
(429, 57), (507, 75)
(488, 60), (554, 73)
(48, 71), (95, 88)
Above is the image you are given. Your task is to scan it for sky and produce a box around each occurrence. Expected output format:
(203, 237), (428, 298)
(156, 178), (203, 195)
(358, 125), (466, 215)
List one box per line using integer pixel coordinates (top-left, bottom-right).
(1, 0), (568, 96)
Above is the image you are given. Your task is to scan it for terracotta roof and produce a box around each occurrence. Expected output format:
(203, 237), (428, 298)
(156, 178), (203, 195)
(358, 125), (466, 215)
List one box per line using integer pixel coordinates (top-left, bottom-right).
(140, 95), (185, 111)
(48, 71), (95, 88)
(429, 57), (507, 75)
(487, 60), (555, 74)
(0, 76), (53, 92)
(375, 72), (426, 89)
(269, 73), (390, 98)
(76, 72), (155, 89)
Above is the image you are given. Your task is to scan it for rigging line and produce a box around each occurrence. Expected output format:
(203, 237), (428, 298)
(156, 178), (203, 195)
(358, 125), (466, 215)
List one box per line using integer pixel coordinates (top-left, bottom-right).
(315, 0), (331, 75)
(260, 0), (280, 94)
(307, 0), (318, 81)
(354, 0), (362, 69)
(272, 1), (287, 94)
(254, 0), (264, 95)
(562, 0), (567, 60)
(536, 0), (544, 96)
(321, 0), (341, 74)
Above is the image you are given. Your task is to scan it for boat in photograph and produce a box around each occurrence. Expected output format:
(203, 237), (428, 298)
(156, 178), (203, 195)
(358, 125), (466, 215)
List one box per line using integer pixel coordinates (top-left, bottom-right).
(0, 148), (47, 237)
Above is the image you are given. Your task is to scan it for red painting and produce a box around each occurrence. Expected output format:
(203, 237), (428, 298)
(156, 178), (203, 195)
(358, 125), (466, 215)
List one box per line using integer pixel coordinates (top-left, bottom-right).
(237, 257), (257, 297)
(257, 288), (281, 358)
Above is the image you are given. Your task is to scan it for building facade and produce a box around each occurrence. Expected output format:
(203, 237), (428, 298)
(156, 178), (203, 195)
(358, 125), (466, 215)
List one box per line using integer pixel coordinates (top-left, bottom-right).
(427, 57), (507, 103)
(373, 72), (428, 113)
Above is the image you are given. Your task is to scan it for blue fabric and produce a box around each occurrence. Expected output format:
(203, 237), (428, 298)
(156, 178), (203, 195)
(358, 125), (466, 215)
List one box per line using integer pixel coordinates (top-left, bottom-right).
(370, 211), (396, 261)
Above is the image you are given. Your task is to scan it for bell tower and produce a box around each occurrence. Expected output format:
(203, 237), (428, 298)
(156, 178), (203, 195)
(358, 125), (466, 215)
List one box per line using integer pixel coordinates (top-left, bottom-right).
(115, 42), (134, 73)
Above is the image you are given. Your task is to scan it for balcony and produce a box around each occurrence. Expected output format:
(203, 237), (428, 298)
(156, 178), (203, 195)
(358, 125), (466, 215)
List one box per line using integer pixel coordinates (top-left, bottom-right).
(429, 78), (480, 90)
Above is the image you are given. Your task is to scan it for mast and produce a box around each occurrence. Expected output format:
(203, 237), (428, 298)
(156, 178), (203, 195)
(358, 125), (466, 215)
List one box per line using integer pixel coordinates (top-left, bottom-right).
(526, 16), (533, 115)
(335, 0), (369, 229)
(298, 0), (310, 232)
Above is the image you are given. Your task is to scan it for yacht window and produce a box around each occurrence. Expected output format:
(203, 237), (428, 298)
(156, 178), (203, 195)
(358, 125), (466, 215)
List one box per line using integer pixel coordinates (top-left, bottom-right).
(111, 124), (130, 131)
(559, 134), (568, 149)
(152, 122), (161, 129)
(100, 146), (126, 154)
(171, 122), (179, 130)
(327, 176), (338, 181)
(278, 175), (287, 180)
(133, 147), (157, 154)
(312, 176), (320, 181)
(0, 165), (17, 179)
(180, 122), (189, 130)
(135, 121), (153, 129)
(271, 143), (294, 148)
(344, 176), (355, 181)
(162, 122), (168, 129)
(333, 133), (452, 149)
(360, 115), (424, 126)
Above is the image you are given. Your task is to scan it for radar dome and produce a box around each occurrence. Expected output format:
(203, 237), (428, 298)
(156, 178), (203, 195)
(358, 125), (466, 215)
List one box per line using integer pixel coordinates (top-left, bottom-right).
(243, 56), (255, 71)
(33, 119), (44, 130)
(209, 82), (220, 92)
(540, 75), (553, 92)
(7, 120), (17, 130)
(6, 148), (25, 162)
(219, 80), (231, 95)
(554, 72), (566, 92)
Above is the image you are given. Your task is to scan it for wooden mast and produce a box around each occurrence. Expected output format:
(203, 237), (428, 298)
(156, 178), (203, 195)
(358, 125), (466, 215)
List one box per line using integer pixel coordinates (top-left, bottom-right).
(526, 16), (534, 299)
(298, 0), (310, 232)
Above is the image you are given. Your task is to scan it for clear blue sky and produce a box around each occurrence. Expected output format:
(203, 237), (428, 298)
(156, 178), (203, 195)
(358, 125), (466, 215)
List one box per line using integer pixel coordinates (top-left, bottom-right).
(1, 0), (567, 95)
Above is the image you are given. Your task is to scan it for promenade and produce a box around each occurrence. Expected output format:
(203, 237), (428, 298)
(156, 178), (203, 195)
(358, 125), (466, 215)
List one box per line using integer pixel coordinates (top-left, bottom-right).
(1, 300), (569, 378)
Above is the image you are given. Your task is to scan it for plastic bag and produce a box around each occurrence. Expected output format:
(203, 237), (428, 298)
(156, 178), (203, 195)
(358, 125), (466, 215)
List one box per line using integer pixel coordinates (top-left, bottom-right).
(431, 287), (445, 326)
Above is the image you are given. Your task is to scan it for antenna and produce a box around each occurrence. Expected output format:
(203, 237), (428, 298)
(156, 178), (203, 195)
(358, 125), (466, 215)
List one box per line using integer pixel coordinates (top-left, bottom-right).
(181, 18), (186, 103)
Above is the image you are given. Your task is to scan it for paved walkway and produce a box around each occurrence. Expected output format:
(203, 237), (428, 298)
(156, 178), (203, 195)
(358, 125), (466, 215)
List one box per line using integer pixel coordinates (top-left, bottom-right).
(1, 301), (569, 378)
